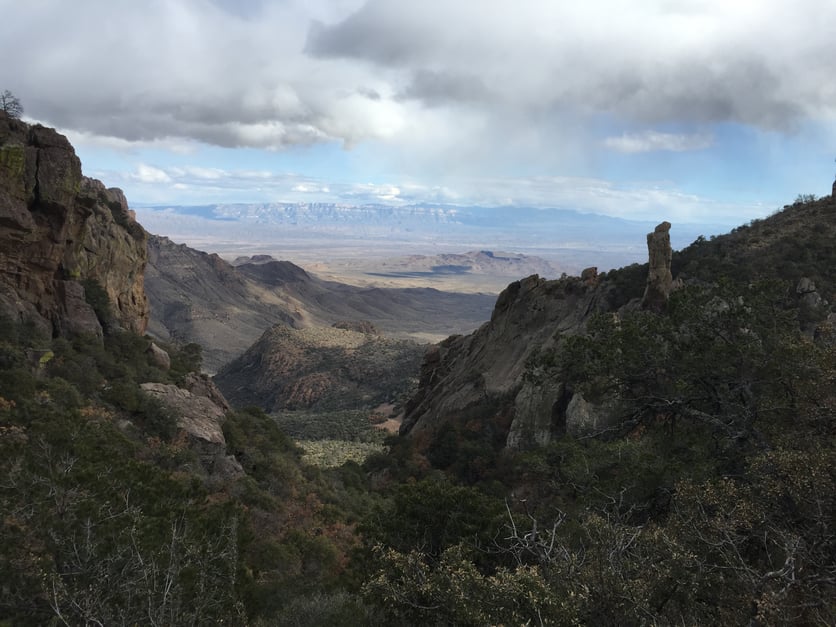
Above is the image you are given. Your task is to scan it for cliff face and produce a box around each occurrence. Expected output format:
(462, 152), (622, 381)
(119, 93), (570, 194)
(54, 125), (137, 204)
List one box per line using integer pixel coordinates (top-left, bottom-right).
(400, 274), (619, 447)
(401, 222), (675, 450)
(0, 112), (148, 336)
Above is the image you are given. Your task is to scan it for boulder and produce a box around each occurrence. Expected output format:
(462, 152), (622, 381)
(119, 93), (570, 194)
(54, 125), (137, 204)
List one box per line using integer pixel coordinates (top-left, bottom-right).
(55, 280), (102, 338)
(581, 266), (598, 285)
(140, 382), (226, 444)
(507, 378), (566, 449)
(139, 379), (243, 481)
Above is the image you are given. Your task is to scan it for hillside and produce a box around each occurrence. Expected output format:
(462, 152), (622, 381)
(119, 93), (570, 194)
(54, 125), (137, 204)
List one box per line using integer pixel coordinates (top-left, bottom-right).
(401, 196), (836, 450)
(215, 322), (424, 414)
(2, 112), (834, 625)
(362, 198), (836, 624)
(0, 115), (376, 625)
(146, 236), (495, 371)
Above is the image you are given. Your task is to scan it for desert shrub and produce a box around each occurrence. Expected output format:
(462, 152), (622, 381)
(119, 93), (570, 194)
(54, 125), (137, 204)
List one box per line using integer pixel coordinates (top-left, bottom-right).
(298, 439), (386, 468)
(271, 591), (378, 627)
(360, 477), (503, 560)
(168, 341), (203, 379)
(81, 277), (112, 325)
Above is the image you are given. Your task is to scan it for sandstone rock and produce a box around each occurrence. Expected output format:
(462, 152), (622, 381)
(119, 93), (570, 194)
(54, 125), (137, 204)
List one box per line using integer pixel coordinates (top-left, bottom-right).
(0, 113), (148, 336)
(182, 372), (231, 412)
(581, 266), (598, 285)
(641, 221), (673, 311)
(796, 277), (825, 311)
(139, 379), (243, 481)
(797, 277), (816, 294)
(55, 280), (102, 338)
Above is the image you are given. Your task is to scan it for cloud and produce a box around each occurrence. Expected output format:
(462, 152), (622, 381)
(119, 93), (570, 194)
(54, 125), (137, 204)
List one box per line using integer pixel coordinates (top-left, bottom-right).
(1, 0), (832, 226)
(604, 131), (713, 153)
(339, 182), (402, 202)
(397, 70), (492, 106)
(133, 164), (171, 184)
(306, 0), (836, 130)
(2, 0), (833, 157)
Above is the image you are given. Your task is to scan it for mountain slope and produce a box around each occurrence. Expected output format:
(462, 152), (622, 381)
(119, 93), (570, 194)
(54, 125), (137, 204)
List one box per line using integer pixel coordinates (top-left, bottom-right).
(146, 237), (495, 371)
(145, 235), (301, 372)
(401, 194), (836, 451)
(214, 323), (424, 413)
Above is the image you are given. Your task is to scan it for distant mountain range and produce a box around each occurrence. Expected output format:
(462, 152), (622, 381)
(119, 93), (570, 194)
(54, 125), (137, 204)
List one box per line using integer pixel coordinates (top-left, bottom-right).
(134, 202), (724, 269)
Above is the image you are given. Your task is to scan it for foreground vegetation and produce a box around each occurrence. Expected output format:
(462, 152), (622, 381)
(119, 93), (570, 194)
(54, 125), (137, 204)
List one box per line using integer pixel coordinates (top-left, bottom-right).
(0, 319), (372, 624)
(362, 278), (836, 625)
(2, 197), (835, 624)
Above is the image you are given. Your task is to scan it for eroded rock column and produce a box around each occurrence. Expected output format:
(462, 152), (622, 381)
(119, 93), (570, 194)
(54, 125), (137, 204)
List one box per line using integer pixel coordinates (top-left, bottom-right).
(641, 221), (673, 311)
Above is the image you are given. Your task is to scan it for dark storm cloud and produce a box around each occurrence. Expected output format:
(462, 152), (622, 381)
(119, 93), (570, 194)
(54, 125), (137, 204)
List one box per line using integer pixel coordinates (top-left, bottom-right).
(305, 0), (430, 64)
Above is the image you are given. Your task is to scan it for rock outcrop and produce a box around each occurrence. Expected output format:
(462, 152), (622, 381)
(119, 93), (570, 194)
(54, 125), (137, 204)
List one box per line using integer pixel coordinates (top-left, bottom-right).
(401, 274), (618, 447)
(0, 112), (148, 336)
(140, 375), (243, 480)
(402, 221), (682, 450)
(641, 221), (673, 311)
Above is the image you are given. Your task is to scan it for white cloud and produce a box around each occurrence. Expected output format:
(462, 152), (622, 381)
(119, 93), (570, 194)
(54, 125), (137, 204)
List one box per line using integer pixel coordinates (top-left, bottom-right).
(604, 131), (714, 153)
(3, 0), (834, 153)
(133, 164), (171, 184)
(341, 183), (402, 201)
(292, 183), (331, 193)
(1, 0), (830, 226)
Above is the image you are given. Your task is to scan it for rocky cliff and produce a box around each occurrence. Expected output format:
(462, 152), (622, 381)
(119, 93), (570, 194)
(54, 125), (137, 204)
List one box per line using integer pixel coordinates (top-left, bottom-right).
(0, 112), (148, 336)
(400, 273), (620, 448)
(401, 223), (674, 450)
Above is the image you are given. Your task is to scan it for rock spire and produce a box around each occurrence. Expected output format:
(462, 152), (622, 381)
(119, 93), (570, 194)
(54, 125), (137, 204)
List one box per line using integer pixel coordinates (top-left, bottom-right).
(641, 221), (673, 311)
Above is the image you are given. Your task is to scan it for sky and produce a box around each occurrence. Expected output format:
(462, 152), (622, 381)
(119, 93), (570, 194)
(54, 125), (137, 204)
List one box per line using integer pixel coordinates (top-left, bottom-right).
(2, 0), (835, 227)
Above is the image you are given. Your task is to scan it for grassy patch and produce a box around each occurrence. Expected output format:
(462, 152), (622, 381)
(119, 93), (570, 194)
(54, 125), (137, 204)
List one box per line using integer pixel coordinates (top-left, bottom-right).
(273, 409), (386, 443)
(299, 439), (386, 468)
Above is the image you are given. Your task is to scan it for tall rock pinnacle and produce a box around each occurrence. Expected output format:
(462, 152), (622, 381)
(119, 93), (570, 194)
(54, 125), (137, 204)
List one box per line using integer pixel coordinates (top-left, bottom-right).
(641, 221), (673, 311)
